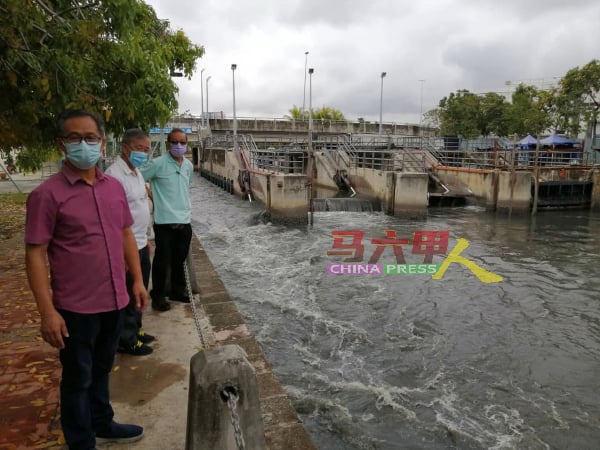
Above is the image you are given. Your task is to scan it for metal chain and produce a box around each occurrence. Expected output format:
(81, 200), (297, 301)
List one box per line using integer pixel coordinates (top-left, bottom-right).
(222, 388), (246, 450)
(183, 259), (209, 349)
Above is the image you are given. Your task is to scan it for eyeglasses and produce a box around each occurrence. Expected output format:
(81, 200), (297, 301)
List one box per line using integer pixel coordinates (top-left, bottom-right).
(126, 145), (150, 152)
(168, 140), (187, 145)
(61, 134), (102, 145)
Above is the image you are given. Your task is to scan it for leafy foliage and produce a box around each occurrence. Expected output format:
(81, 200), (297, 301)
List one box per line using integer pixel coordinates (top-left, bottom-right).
(287, 105), (346, 120)
(506, 84), (551, 136)
(438, 59), (600, 138)
(438, 90), (483, 137)
(0, 0), (204, 171)
(554, 59), (600, 136)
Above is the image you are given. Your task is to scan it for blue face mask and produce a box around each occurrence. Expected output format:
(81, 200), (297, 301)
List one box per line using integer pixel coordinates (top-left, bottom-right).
(65, 142), (101, 169)
(129, 151), (148, 168)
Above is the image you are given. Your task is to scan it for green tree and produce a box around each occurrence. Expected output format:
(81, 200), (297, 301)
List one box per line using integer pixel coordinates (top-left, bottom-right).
(312, 106), (345, 121)
(286, 105), (345, 121)
(287, 105), (308, 120)
(438, 90), (481, 137)
(506, 84), (551, 136)
(0, 0), (204, 171)
(478, 92), (509, 136)
(439, 90), (520, 137)
(553, 59), (600, 136)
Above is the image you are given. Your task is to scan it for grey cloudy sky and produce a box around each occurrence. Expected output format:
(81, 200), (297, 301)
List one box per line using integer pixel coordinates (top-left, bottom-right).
(146, 0), (600, 124)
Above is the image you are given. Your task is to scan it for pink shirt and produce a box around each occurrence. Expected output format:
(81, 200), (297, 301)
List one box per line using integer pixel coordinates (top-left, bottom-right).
(25, 164), (133, 313)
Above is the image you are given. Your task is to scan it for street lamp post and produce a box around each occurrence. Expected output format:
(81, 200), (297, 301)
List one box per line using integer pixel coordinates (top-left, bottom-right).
(205, 75), (212, 126)
(419, 79), (425, 149)
(379, 72), (387, 136)
(200, 68), (205, 128)
(308, 68), (314, 149)
(419, 79), (425, 133)
(231, 64), (237, 150)
(302, 51), (309, 118)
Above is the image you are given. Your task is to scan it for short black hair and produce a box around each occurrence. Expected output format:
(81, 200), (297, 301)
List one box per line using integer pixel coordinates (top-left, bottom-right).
(122, 128), (149, 145)
(56, 109), (105, 137)
(167, 128), (187, 142)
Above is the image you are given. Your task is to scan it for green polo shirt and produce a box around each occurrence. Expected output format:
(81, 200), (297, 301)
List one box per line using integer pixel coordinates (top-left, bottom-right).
(140, 153), (193, 224)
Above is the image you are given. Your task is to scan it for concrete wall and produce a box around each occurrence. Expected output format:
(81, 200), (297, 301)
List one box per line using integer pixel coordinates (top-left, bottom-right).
(435, 167), (531, 211)
(394, 173), (429, 214)
(245, 171), (309, 222)
(435, 168), (497, 207)
(313, 152), (339, 191)
(201, 147), (309, 223)
(497, 171), (531, 212)
(591, 170), (600, 209)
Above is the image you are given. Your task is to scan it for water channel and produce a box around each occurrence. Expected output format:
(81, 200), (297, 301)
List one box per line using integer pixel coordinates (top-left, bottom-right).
(190, 176), (600, 450)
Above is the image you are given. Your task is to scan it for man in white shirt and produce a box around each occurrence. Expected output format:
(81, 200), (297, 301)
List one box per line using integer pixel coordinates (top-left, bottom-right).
(105, 129), (155, 355)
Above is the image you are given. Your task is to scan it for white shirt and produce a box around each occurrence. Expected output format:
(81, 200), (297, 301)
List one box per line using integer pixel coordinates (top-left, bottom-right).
(105, 156), (150, 249)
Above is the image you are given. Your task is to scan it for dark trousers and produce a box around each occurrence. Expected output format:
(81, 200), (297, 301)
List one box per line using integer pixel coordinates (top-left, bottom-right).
(58, 308), (123, 450)
(151, 223), (192, 301)
(120, 245), (151, 348)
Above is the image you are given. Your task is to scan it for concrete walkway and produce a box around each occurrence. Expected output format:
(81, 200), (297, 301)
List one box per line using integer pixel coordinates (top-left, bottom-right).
(0, 175), (316, 449)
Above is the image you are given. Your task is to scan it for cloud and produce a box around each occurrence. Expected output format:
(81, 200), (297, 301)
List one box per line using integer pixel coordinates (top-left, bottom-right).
(147, 0), (600, 124)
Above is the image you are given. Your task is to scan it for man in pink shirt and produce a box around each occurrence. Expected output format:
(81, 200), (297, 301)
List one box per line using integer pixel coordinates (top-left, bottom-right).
(25, 109), (148, 450)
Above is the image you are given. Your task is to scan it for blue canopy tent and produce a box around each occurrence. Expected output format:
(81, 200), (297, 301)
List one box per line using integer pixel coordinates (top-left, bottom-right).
(540, 133), (579, 146)
(539, 133), (581, 164)
(518, 134), (538, 148)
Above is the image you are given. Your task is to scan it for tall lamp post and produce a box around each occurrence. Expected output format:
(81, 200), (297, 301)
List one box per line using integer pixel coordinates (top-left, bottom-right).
(308, 68), (314, 149)
(302, 51), (309, 118)
(200, 68), (205, 128)
(419, 79), (425, 139)
(379, 71), (387, 136)
(205, 75), (212, 126)
(231, 64), (237, 150)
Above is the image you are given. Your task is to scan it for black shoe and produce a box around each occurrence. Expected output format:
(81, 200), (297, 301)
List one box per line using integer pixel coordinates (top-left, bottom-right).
(96, 421), (144, 443)
(170, 295), (190, 303)
(117, 340), (153, 356)
(138, 330), (155, 344)
(152, 299), (171, 311)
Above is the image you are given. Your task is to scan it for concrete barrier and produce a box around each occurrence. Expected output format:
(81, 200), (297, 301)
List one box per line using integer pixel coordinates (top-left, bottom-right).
(186, 345), (266, 450)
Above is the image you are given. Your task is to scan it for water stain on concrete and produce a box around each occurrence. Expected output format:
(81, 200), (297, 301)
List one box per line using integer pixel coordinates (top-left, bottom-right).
(110, 357), (186, 406)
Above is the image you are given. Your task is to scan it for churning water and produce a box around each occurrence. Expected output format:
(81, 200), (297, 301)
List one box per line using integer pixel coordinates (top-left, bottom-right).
(190, 176), (600, 450)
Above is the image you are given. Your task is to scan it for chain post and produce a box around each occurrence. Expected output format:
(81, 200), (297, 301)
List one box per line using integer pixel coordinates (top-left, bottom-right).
(221, 386), (246, 450)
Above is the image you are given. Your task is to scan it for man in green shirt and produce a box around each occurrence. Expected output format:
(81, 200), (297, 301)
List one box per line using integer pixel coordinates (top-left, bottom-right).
(141, 128), (193, 311)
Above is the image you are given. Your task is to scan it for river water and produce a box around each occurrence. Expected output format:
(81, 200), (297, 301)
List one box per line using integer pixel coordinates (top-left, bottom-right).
(190, 176), (600, 450)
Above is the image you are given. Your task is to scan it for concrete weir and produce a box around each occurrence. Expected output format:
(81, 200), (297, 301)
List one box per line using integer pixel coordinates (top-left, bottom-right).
(198, 146), (430, 222)
(197, 137), (596, 220)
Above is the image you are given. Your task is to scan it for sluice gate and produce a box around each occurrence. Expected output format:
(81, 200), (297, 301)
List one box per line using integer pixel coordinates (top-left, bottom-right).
(535, 181), (593, 208)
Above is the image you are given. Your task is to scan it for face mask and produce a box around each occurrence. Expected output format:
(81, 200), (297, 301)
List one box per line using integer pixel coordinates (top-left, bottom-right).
(169, 143), (187, 157)
(65, 142), (101, 169)
(129, 151), (148, 168)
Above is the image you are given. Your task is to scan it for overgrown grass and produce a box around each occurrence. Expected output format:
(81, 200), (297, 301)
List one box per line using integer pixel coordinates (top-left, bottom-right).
(0, 193), (28, 240)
